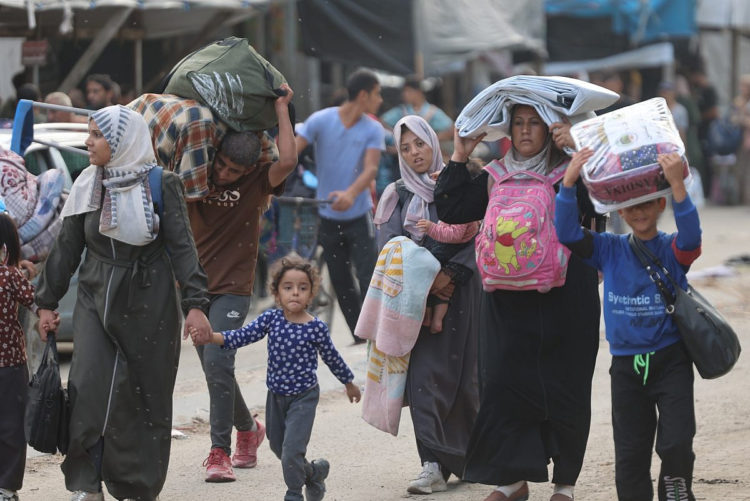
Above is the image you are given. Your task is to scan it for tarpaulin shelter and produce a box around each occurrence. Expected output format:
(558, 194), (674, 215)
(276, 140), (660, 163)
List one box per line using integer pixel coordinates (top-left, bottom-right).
(543, 0), (696, 91)
(296, 0), (546, 76)
(0, 0), (269, 96)
(697, 0), (750, 105)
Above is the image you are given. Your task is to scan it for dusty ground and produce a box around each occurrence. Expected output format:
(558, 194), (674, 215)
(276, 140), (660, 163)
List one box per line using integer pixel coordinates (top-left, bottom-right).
(17, 205), (750, 501)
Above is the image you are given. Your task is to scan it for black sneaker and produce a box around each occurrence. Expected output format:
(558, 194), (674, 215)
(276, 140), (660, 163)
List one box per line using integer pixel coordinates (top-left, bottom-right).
(305, 458), (330, 501)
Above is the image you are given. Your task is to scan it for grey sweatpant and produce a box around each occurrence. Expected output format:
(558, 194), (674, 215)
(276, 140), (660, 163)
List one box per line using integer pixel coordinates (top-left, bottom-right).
(266, 385), (320, 501)
(195, 294), (255, 455)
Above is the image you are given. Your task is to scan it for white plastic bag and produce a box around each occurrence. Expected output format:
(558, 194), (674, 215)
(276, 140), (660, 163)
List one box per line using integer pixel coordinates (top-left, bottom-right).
(570, 98), (690, 213)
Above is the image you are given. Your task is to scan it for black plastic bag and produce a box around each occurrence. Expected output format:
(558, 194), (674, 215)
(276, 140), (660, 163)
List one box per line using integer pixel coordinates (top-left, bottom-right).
(629, 235), (741, 379)
(25, 333), (69, 454)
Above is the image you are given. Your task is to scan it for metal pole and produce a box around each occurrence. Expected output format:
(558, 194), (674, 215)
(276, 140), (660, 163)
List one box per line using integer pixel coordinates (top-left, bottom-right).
(135, 38), (143, 95)
(285, 0), (297, 85)
(59, 7), (134, 92)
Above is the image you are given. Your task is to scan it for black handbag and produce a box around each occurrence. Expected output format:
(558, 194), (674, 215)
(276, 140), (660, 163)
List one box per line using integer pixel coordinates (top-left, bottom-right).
(628, 235), (741, 379)
(25, 333), (70, 454)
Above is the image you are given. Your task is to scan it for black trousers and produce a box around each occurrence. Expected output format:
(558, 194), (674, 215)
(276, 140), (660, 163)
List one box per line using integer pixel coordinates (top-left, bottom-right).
(0, 364), (28, 492)
(318, 213), (377, 339)
(611, 342), (696, 501)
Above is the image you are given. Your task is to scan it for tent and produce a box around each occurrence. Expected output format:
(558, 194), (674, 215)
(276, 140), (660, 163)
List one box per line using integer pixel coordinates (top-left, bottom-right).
(296, 0), (546, 76)
(697, 0), (750, 106)
(0, 0), (269, 95)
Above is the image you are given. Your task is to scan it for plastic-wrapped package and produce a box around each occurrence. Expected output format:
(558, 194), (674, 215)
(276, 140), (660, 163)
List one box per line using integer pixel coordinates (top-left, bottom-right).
(570, 97), (691, 213)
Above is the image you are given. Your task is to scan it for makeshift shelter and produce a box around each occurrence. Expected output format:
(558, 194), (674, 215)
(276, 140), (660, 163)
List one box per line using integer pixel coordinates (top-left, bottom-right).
(297, 0), (546, 76)
(543, 0), (696, 93)
(0, 0), (269, 96)
(697, 0), (750, 106)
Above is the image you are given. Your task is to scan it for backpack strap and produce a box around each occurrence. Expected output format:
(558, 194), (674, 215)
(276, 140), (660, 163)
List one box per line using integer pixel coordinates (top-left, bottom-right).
(485, 158), (569, 185)
(148, 166), (164, 219)
(483, 159), (508, 182)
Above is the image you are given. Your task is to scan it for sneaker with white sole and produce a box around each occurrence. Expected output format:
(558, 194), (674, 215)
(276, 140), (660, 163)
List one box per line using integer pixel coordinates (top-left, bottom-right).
(0, 489), (19, 501)
(407, 461), (448, 495)
(70, 492), (105, 501)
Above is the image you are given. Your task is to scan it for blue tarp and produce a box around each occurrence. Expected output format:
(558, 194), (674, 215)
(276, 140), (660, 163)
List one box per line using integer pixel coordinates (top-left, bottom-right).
(545, 0), (696, 42)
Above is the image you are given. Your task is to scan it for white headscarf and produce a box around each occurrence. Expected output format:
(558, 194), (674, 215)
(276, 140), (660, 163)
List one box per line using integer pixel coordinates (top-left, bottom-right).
(61, 105), (160, 246)
(373, 115), (443, 241)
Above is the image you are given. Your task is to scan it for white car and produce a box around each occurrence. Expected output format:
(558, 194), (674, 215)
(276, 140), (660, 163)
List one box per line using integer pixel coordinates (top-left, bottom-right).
(0, 122), (88, 365)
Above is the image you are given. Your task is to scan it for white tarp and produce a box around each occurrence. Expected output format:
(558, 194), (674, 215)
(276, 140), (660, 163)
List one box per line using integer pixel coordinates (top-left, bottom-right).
(696, 0), (750, 30)
(416, 0), (546, 75)
(543, 42), (675, 76)
(0, 0), (267, 39)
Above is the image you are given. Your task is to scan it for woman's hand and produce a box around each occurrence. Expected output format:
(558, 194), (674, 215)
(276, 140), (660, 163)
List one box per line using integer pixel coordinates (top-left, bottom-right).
(451, 128), (487, 163)
(562, 147), (593, 188)
(345, 382), (361, 403)
(550, 121), (575, 151)
(19, 260), (37, 280)
(37, 308), (60, 341)
(430, 271), (455, 301)
(184, 308), (212, 342)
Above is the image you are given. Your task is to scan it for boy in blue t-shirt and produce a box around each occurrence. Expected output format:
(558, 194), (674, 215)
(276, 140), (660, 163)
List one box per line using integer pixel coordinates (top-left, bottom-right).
(555, 149), (702, 501)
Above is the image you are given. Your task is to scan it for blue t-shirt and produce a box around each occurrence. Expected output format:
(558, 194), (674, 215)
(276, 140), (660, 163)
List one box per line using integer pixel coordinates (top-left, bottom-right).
(222, 308), (354, 396)
(297, 107), (385, 220)
(555, 187), (702, 356)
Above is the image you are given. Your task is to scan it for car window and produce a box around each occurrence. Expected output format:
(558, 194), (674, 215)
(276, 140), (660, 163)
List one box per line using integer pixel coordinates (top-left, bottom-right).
(59, 148), (89, 181)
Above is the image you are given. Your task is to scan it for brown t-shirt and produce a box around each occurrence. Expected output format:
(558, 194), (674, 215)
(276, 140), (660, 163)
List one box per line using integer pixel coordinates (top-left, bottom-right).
(188, 140), (281, 295)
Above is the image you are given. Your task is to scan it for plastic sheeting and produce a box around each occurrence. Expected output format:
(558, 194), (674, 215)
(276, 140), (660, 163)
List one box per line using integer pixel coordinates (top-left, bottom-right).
(298, 0), (545, 76)
(0, 0), (267, 38)
(546, 0), (696, 44)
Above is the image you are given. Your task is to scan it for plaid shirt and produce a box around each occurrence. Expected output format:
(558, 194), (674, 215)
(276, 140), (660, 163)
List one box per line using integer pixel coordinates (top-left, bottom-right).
(129, 93), (278, 201)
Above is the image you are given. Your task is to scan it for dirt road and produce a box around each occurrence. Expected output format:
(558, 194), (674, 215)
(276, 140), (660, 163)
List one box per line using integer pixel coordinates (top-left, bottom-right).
(18, 205), (750, 501)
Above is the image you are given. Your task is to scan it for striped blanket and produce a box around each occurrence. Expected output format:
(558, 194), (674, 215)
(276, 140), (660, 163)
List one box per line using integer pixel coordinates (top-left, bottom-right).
(357, 236), (440, 435)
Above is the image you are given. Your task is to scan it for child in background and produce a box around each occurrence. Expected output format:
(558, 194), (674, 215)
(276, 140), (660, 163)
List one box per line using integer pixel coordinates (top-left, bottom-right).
(415, 218), (479, 332)
(555, 149), (702, 501)
(191, 254), (361, 501)
(0, 211), (40, 501)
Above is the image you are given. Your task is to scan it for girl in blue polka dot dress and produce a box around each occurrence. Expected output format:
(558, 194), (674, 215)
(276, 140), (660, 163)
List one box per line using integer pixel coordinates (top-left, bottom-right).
(191, 253), (361, 501)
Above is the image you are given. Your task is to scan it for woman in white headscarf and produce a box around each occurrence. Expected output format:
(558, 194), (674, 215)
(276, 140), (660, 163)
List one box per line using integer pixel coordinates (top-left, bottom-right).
(373, 115), (480, 496)
(35, 105), (211, 501)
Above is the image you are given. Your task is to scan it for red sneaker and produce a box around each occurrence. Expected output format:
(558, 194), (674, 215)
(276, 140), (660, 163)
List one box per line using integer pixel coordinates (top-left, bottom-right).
(232, 418), (266, 468)
(203, 447), (236, 482)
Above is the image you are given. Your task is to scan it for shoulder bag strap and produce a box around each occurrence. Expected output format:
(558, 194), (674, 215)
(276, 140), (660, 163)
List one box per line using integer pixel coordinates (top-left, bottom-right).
(627, 234), (676, 312)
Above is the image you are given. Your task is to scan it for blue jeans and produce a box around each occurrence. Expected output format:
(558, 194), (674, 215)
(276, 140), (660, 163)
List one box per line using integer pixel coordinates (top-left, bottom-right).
(195, 294), (254, 454)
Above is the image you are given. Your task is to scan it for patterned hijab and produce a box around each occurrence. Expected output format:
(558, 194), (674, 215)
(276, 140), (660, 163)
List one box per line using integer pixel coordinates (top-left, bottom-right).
(61, 105), (160, 246)
(373, 115), (443, 241)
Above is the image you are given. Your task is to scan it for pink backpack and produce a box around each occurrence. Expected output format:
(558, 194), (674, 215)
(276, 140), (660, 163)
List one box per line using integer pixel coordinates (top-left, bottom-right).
(475, 159), (570, 293)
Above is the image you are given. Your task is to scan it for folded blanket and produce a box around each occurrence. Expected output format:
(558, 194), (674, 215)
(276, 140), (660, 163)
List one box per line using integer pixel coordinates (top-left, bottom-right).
(355, 236), (440, 356)
(358, 236), (440, 435)
(0, 146), (38, 228)
(456, 75), (620, 142)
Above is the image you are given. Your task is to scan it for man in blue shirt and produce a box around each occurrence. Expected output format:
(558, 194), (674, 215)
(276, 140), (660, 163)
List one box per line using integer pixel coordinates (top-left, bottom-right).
(295, 70), (385, 343)
(380, 77), (453, 142)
